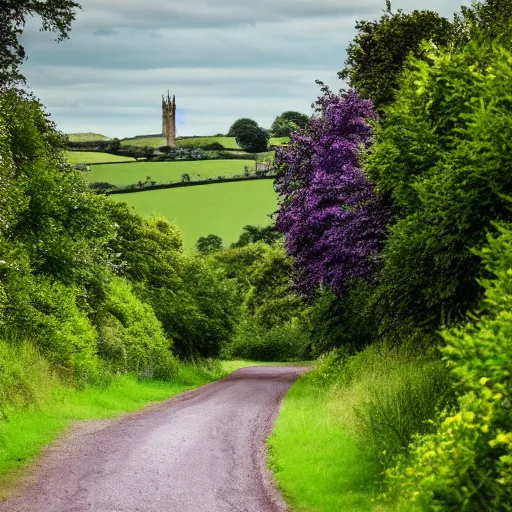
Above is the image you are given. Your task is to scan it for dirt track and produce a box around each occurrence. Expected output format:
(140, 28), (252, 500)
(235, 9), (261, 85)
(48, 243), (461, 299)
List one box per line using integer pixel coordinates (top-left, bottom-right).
(1, 366), (307, 512)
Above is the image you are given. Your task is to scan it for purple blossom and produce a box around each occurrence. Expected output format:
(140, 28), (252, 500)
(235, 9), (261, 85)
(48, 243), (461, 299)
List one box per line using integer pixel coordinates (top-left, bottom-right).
(274, 87), (389, 296)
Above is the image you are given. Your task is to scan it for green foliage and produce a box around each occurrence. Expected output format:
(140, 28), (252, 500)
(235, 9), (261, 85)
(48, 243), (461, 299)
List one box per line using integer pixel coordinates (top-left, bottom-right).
(96, 277), (178, 379)
(387, 224), (512, 511)
(214, 242), (308, 360)
(107, 208), (239, 359)
(230, 224), (281, 248)
(0, 0), (81, 84)
(0, 340), (56, 418)
(227, 118), (259, 138)
(196, 234), (223, 255)
(366, 39), (512, 332)
(224, 316), (309, 362)
(214, 242), (306, 328)
(339, 4), (454, 110)
(458, 0), (512, 43)
(307, 283), (377, 357)
(236, 125), (269, 153)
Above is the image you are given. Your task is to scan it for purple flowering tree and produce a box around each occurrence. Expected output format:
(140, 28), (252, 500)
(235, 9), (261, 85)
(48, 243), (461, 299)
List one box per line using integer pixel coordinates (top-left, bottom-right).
(274, 84), (389, 296)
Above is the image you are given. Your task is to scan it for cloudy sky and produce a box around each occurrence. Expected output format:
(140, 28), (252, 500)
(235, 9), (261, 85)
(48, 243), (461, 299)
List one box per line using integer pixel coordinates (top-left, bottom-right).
(21, 0), (470, 139)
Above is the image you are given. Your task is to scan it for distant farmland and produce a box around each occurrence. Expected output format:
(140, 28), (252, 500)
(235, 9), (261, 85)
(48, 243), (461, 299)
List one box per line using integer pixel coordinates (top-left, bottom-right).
(113, 180), (277, 246)
(67, 132), (111, 142)
(120, 136), (289, 149)
(66, 151), (135, 164)
(86, 160), (256, 186)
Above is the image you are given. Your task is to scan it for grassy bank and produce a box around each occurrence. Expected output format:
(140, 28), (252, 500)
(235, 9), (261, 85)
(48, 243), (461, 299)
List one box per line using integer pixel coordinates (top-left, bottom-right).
(268, 367), (381, 512)
(0, 352), (260, 496)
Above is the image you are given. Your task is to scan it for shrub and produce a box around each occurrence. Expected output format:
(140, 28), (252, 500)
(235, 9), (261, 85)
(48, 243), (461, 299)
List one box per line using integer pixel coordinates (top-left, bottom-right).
(96, 277), (178, 380)
(387, 224), (512, 511)
(224, 316), (309, 361)
(201, 142), (224, 150)
(236, 125), (269, 153)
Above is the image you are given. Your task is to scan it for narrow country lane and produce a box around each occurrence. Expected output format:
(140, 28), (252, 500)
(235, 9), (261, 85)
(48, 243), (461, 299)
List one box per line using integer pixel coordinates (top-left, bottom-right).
(0, 366), (307, 512)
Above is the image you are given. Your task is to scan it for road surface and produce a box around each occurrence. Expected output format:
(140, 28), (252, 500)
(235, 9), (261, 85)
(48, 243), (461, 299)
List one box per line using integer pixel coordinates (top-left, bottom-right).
(1, 366), (307, 512)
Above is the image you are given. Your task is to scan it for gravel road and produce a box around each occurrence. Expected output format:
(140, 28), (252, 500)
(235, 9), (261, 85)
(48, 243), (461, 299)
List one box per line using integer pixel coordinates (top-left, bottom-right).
(1, 366), (307, 512)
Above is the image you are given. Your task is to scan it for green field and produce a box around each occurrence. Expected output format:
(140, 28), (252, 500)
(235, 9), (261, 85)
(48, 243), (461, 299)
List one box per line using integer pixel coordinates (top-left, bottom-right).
(113, 180), (277, 246)
(66, 151), (135, 164)
(67, 132), (111, 142)
(86, 160), (255, 186)
(120, 136), (289, 149)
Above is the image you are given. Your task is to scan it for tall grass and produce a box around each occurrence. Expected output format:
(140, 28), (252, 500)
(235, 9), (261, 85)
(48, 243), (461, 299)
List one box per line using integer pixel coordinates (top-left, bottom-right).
(269, 343), (454, 511)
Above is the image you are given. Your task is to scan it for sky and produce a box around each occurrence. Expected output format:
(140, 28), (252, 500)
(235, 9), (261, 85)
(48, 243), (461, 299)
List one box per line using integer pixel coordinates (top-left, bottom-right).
(21, 0), (471, 139)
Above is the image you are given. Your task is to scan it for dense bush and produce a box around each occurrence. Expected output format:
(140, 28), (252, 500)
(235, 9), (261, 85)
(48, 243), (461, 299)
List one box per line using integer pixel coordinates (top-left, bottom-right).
(0, 340), (57, 419)
(106, 207), (239, 359)
(236, 125), (269, 153)
(387, 224), (512, 510)
(366, 39), (512, 334)
(224, 316), (309, 362)
(95, 277), (178, 379)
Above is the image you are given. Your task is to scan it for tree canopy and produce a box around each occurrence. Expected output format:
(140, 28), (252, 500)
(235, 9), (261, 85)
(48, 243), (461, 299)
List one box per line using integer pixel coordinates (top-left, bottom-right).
(270, 111), (309, 137)
(338, 2), (453, 111)
(227, 118), (258, 138)
(0, 0), (81, 85)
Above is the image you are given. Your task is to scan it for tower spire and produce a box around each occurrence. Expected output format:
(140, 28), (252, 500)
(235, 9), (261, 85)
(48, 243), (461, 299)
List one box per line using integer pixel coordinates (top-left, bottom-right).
(162, 90), (177, 147)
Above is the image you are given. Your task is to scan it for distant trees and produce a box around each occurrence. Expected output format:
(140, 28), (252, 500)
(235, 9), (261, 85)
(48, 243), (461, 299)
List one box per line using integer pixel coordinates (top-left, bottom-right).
(231, 225), (281, 248)
(1, 0), (81, 85)
(236, 125), (269, 153)
(227, 118), (269, 152)
(227, 118), (259, 138)
(270, 111), (309, 137)
(196, 234), (223, 255)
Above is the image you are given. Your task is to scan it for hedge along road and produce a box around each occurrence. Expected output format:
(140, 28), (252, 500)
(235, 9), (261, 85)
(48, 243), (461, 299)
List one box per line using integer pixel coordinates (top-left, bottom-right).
(1, 366), (308, 512)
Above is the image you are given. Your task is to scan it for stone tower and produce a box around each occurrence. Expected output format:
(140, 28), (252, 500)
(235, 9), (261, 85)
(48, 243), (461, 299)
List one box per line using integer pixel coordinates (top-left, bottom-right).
(162, 91), (176, 147)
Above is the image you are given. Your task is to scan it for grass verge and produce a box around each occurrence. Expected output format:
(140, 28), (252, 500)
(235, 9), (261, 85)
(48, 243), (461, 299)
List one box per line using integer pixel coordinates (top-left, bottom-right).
(268, 366), (386, 512)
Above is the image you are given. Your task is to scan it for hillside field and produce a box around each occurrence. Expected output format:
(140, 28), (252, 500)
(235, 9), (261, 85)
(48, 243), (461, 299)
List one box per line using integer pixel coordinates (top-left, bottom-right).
(66, 151), (135, 164)
(67, 133), (111, 142)
(113, 180), (277, 246)
(86, 160), (256, 186)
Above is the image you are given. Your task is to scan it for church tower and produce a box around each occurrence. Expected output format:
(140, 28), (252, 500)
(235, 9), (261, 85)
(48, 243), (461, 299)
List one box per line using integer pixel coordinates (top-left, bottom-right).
(162, 91), (176, 147)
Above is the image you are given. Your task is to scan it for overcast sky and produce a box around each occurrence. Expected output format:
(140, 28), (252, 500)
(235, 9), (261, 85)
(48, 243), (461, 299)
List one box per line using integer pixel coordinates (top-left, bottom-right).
(20, 0), (470, 139)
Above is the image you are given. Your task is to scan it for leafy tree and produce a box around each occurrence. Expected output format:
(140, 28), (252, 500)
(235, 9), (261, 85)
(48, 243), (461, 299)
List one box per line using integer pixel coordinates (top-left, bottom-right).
(227, 118), (258, 138)
(339, 2), (453, 111)
(270, 111), (309, 137)
(231, 225), (281, 248)
(196, 234), (223, 255)
(458, 0), (512, 42)
(1, 0), (81, 85)
(235, 125), (269, 153)
(274, 84), (390, 296)
(105, 208), (238, 359)
(366, 38), (512, 332)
